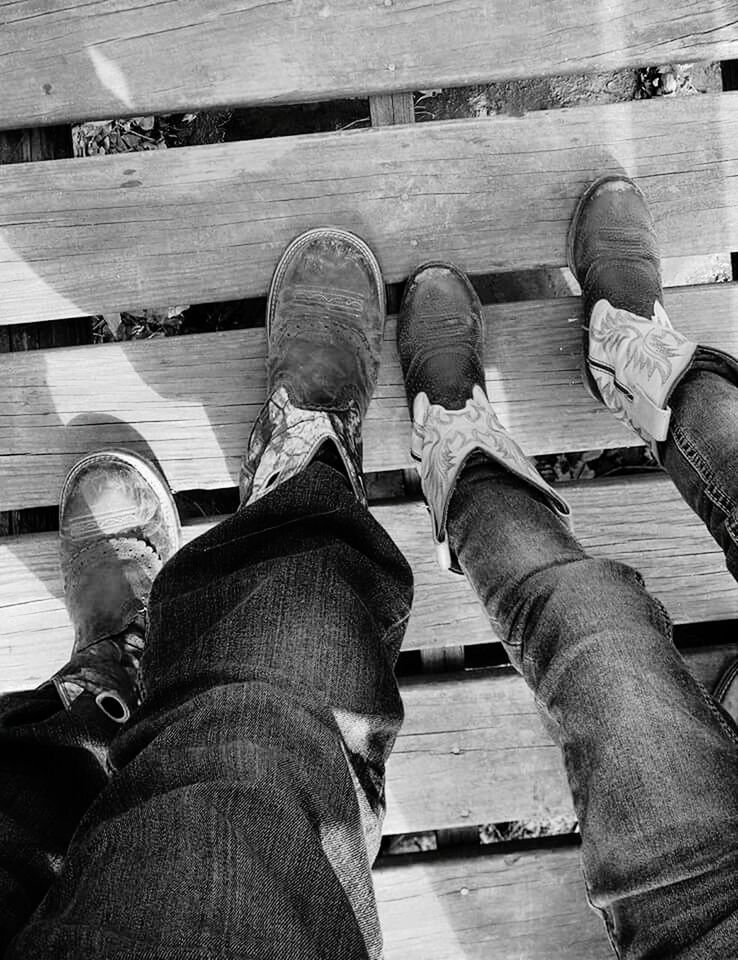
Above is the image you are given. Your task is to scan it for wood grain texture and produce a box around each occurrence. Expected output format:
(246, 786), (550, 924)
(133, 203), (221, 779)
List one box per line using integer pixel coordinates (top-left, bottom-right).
(2, 283), (737, 511)
(375, 844), (611, 959)
(2, 0), (738, 129)
(2, 475), (736, 693)
(385, 644), (736, 833)
(370, 93), (415, 126)
(2, 93), (738, 324)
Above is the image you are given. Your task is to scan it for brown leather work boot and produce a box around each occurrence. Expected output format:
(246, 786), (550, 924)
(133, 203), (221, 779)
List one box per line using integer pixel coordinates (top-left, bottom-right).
(398, 263), (569, 572)
(49, 450), (180, 724)
(240, 228), (385, 508)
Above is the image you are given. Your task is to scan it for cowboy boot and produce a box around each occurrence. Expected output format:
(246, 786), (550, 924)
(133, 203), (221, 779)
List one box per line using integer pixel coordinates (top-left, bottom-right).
(240, 227), (385, 508)
(567, 174), (738, 458)
(397, 262), (570, 572)
(49, 450), (180, 724)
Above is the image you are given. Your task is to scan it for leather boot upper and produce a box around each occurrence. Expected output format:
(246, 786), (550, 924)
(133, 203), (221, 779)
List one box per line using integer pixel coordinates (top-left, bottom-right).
(266, 229), (384, 416)
(568, 176), (700, 454)
(241, 228), (385, 509)
(54, 450), (180, 721)
(398, 263), (570, 571)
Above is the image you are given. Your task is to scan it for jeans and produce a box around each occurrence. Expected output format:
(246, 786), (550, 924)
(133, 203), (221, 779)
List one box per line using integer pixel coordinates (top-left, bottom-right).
(1, 361), (737, 959)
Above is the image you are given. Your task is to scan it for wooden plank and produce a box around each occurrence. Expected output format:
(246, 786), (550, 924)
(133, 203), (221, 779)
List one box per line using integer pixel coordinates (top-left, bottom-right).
(369, 94), (415, 127)
(3, 0), (738, 130)
(384, 645), (737, 834)
(1, 282), (737, 511)
(722, 59), (738, 279)
(375, 845), (611, 959)
(0, 123), (91, 536)
(1, 475), (736, 692)
(2, 93), (738, 324)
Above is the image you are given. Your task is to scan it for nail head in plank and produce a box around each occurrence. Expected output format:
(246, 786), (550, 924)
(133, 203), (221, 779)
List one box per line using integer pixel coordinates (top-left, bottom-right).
(1, 283), (737, 512)
(384, 643), (737, 834)
(3, 0), (738, 129)
(2, 94), (738, 324)
(375, 844), (612, 959)
(2, 475), (737, 693)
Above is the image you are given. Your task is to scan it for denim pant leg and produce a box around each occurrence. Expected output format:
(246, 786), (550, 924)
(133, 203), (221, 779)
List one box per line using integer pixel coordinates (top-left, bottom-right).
(447, 463), (738, 960)
(661, 352), (738, 582)
(6, 462), (413, 960)
(0, 689), (115, 953)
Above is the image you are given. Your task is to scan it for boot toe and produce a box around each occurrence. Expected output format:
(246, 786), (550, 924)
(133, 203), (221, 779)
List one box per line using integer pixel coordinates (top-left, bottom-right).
(266, 227), (385, 414)
(60, 450), (180, 565)
(398, 262), (486, 411)
(567, 175), (658, 284)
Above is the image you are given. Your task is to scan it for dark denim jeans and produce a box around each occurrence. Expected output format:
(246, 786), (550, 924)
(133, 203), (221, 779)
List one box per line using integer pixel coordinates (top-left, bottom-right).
(1, 363), (737, 959)
(0, 466), (413, 960)
(449, 363), (738, 960)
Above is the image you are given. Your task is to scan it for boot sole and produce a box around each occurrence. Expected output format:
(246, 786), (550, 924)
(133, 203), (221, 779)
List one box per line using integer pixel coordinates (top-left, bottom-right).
(566, 174), (647, 404)
(60, 448), (182, 557)
(266, 227), (386, 343)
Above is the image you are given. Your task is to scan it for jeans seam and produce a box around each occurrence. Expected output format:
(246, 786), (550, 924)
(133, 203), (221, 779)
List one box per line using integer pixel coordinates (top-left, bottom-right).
(672, 422), (737, 517)
(695, 675), (738, 749)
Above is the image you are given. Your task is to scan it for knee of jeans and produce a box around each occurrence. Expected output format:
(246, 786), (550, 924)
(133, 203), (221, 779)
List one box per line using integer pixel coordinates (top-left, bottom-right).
(500, 557), (671, 686)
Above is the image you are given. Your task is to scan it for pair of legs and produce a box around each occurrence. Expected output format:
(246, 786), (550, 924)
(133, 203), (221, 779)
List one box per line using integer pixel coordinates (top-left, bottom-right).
(1, 179), (737, 958)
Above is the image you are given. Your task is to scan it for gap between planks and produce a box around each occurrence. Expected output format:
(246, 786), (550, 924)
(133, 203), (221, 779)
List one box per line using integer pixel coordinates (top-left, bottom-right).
(2, 474), (737, 694)
(2, 283), (737, 513)
(369, 91), (461, 674)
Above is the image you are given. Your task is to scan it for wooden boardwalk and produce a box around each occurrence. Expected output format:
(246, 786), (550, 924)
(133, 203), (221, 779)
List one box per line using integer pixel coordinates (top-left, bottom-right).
(2, 94), (738, 324)
(1, 3), (738, 956)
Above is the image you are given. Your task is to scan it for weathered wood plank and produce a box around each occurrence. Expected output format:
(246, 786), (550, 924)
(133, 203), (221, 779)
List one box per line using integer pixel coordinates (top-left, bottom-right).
(2, 93), (738, 324)
(1, 476), (736, 693)
(375, 844), (611, 959)
(2, 0), (738, 130)
(369, 94), (415, 127)
(0, 122), (91, 537)
(1, 283), (736, 512)
(385, 645), (736, 834)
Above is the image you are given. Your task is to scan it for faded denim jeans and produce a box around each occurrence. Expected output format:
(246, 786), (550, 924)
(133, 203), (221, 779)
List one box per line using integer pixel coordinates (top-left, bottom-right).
(1, 359), (737, 959)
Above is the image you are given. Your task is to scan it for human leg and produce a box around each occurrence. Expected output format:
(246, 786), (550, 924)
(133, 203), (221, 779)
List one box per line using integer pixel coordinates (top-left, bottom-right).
(661, 360), (738, 580)
(568, 174), (738, 582)
(6, 229), (413, 960)
(397, 262), (738, 959)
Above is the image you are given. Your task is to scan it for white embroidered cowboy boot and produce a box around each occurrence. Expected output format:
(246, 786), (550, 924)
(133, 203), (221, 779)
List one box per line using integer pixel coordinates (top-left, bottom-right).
(567, 175), (738, 456)
(239, 228), (385, 508)
(50, 450), (181, 723)
(397, 262), (570, 572)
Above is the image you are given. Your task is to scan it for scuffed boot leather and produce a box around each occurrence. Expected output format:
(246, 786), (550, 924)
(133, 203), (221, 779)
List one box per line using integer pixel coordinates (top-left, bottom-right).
(240, 228), (385, 508)
(50, 450), (180, 723)
(398, 262), (569, 572)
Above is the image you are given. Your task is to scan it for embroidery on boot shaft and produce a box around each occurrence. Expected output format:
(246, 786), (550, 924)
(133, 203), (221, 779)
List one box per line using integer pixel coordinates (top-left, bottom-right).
(413, 386), (570, 551)
(588, 300), (697, 443)
(240, 385), (365, 506)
